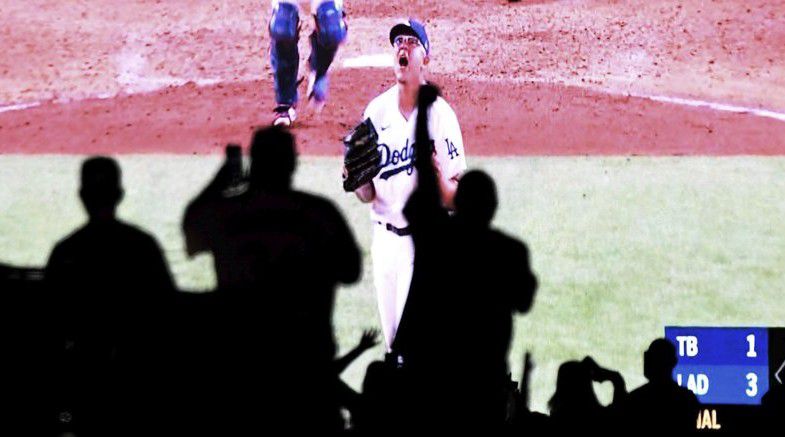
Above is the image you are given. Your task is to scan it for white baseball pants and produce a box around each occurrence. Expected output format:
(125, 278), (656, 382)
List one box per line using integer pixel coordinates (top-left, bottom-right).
(371, 224), (415, 351)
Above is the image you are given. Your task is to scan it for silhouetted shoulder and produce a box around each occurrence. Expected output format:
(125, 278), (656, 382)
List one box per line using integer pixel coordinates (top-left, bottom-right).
(622, 382), (699, 432)
(47, 220), (174, 291)
(675, 383), (699, 404)
(52, 220), (159, 250)
(485, 229), (537, 310)
(489, 229), (530, 256)
(285, 190), (354, 234)
(293, 190), (361, 285)
(115, 221), (169, 251)
(627, 381), (698, 405)
(292, 190), (342, 213)
(488, 230), (534, 270)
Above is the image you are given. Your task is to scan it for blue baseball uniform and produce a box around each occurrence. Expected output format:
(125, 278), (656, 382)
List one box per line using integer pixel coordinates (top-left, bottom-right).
(269, 0), (347, 125)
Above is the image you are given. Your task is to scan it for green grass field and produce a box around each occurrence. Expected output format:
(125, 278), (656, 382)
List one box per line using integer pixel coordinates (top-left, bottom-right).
(1, 155), (784, 412)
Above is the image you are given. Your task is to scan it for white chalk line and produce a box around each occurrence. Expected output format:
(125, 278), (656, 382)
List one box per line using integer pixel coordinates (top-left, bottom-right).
(0, 101), (41, 114)
(2, 52), (785, 125)
(644, 94), (785, 122)
(0, 47), (227, 114)
(0, 76), (225, 114)
(342, 53), (393, 69)
(512, 75), (785, 123)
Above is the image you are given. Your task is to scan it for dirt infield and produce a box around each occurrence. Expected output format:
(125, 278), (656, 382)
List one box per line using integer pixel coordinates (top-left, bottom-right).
(1, 0), (784, 155)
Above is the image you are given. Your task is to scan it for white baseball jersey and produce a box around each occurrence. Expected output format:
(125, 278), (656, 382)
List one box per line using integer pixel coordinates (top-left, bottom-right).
(363, 85), (467, 228)
(363, 84), (467, 350)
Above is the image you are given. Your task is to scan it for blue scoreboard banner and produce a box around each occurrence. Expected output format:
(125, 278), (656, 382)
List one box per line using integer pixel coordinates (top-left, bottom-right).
(665, 326), (784, 406)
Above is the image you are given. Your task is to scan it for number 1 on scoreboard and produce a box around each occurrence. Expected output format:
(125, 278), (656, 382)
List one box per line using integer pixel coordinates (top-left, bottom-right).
(746, 334), (757, 358)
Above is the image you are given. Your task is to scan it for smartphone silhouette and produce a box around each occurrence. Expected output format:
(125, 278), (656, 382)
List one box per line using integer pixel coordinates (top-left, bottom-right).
(223, 144), (246, 197)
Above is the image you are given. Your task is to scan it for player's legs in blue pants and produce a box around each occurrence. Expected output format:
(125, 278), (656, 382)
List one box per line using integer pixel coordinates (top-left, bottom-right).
(271, 38), (299, 107)
(269, 2), (300, 124)
(307, 0), (347, 105)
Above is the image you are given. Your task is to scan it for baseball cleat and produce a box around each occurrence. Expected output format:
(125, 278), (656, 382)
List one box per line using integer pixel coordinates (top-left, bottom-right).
(272, 105), (296, 127)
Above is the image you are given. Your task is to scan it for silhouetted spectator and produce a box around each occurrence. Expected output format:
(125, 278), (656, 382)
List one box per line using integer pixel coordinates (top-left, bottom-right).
(548, 356), (626, 434)
(760, 382), (784, 432)
(392, 84), (538, 433)
(619, 338), (699, 434)
(45, 156), (175, 436)
(508, 351), (550, 433)
(450, 169), (537, 425)
(389, 84), (457, 432)
(182, 126), (361, 433)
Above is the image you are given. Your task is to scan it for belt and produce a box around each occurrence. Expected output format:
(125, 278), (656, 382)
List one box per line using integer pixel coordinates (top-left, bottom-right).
(376, 221), (412, 236)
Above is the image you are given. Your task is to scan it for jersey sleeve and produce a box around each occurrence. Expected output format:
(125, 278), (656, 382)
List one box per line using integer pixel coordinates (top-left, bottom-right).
(430, 101), (467, 182)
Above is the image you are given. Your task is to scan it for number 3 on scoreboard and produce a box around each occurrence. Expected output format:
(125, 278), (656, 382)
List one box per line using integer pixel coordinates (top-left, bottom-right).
(745, 372), (758, 397)
(745, 335), (759, 397)
(746, 334), (757, 358)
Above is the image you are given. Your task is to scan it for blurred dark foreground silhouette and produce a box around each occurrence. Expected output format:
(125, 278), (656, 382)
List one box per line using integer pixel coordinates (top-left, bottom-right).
(1, 100), (779, 435)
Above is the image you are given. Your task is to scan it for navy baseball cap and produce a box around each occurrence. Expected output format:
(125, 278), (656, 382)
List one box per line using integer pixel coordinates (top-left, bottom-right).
(389, 18), (430, 55)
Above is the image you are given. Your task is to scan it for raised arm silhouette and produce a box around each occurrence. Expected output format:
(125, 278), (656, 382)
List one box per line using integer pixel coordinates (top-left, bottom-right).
(182, 126), (361, 433)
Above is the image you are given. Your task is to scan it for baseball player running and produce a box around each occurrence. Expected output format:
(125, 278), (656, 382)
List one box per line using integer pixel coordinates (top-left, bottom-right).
(345, 19), (467, 352)
(268, 0), (348, 126)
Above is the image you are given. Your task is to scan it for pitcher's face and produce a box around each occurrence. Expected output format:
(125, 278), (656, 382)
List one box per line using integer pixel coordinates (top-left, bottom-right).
(393, 35), (428, 85)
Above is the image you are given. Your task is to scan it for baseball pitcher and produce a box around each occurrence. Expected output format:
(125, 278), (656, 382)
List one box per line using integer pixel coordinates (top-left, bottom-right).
(342, 18), (467, 352)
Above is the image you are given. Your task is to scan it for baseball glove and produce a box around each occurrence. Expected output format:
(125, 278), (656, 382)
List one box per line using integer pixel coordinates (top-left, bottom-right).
(342, 118), (381, 192)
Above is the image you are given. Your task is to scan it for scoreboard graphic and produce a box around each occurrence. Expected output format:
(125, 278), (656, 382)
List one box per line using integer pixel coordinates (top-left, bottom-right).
(665, 326), (785, 432)
(665, 327), (785, 405)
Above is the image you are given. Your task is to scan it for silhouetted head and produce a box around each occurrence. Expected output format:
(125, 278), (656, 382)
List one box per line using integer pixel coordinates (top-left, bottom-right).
(454, 170), (497, 228)
(548, 360), (600, 415)
(643, 338), (678, 383)
(249, 125), (297, 191)
(362, 361), (390, 396)
(79, 156), (123, 220)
